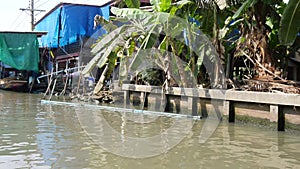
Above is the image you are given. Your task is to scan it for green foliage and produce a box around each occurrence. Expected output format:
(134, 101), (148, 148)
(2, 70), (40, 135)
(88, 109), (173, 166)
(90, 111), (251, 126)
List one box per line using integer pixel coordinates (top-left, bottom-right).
(83, 4), (221, 89)
(173, 0), (194, 8)
(82, 26), (129, 75)
(111, 6), (152, 19)
(279, 0), (300, 46)
(232, 0), (257, 20)
(124, 0), (140, 8)
(137, 68), (165, 85)
(150, 0), (172, 12)
(169, 0), (195, 15)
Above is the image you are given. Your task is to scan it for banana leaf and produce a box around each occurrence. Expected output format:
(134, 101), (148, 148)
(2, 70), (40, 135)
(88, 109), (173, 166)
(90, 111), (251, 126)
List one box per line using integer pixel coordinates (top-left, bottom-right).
(150, 0), (172, 12)
(111, 7), (152, 19)
(232, 0), (257, 19)
(91, 25), (129, 55)
(279, 0), (300, 46)
(124, 0), (140, 8)
(82, 26), (137, 75)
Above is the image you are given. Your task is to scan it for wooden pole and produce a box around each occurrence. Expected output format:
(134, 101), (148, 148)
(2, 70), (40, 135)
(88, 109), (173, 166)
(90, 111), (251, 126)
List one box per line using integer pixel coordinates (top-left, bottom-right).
(19, 0), (45, 31)
(49, 78), (57, 100)
(43, 73), (53, 98)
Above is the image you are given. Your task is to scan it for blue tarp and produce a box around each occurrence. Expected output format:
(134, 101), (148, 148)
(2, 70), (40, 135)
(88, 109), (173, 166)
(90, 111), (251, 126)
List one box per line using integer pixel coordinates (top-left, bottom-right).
(34, 4), (110, 48)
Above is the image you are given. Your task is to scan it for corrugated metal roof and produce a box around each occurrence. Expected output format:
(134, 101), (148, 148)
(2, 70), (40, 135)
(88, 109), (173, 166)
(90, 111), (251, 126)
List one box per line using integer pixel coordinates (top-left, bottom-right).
(0, 31), (47, 37)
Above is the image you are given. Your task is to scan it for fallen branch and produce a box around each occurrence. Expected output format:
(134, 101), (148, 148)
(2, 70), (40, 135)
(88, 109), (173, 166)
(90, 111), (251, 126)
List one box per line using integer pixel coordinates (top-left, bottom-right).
(241, 51), (286, 81)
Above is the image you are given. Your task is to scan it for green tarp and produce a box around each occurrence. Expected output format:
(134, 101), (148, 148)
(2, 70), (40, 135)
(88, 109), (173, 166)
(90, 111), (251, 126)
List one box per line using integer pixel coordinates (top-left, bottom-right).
(0, 33), (39, 72)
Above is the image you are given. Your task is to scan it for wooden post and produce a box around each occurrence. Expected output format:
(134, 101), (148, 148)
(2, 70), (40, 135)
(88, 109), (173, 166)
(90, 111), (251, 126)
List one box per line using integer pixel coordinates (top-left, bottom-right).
(60, 73), (69, 96)
(43, 73), (53, 98)
(49, 78), (57, 100)
(76, 73), (82, 95)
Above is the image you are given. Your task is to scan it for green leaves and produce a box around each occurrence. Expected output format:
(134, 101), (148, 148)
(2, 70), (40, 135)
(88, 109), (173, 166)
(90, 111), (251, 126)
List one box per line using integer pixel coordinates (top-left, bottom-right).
(84, 6), (221, 88)
(150, 0), (171, 12)
(173, 0), (194, 8)
(124, 0), (140, 8)
(82, 26), (136, 75)
(111, 6), (152, 19)
(232, 0), (257, 20)
(279, 0), (300, 46)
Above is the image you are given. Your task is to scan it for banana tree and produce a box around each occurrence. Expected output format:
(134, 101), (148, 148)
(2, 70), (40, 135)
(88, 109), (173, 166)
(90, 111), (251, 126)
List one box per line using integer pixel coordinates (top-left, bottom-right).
(82, 4), (222, 94)
(220, 0), (287, 81)
(151, 0), (227, 87)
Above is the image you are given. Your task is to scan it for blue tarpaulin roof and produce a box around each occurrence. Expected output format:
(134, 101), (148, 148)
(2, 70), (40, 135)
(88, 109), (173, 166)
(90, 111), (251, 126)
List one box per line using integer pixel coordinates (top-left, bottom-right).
(34, 3), (110, 48)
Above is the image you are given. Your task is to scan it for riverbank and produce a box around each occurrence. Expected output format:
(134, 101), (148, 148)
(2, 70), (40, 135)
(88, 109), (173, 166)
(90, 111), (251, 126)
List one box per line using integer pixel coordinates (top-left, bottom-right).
(223, 115), (300, 135)
(42, 82), (300, 132)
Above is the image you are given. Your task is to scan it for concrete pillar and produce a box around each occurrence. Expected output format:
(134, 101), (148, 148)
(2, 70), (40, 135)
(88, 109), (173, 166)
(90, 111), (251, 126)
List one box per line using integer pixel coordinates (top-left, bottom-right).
(270, 104), (285, 131)
(270, 105), (278, 122)
(188, 97), (198, 116)
(278, 105), (285, 131)
(228, 101), (235, 123)
(124, 90), (130, 108)
(147, 93), (165, 112)
(223, 101), (230, 116)
(140, 92), (147, 108)
(180, 96), (188, 114)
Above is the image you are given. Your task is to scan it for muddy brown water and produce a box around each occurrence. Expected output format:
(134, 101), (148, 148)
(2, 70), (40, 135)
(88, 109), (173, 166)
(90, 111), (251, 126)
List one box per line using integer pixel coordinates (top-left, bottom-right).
(0, 90), (300, 168)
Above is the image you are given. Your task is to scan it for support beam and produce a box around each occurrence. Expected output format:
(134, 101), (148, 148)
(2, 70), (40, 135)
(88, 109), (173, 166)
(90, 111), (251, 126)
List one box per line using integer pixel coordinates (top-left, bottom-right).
(124, 90), (130, 108)
(228, 101), (235, 123)
(188, 97), (198, 116)
(270, 105), (278, 122)
(278, 105), (285, 131)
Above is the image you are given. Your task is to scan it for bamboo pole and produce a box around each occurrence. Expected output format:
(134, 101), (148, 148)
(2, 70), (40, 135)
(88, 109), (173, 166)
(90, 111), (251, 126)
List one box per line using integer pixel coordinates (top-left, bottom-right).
(60, 74), (69, 96)
(76, 73), (82, 95)
(49, 78), (57, 100)
(60, 60), (70, 96)
(43, 73), (53, 99)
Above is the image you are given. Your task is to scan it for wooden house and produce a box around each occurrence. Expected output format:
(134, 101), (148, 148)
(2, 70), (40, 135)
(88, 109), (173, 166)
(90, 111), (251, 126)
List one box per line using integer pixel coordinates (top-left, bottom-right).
(34, 2), (110, 73)
(0, 31), (47, 92)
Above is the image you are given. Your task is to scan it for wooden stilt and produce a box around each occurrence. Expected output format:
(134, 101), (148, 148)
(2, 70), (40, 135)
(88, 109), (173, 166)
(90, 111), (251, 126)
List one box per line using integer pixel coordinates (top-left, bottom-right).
(28, 78), (35, 93)
(43, 73), (53, 98)
(60, 73), (69, 96)
(76, 73), (82, 95)
(49, 78), (57, 100)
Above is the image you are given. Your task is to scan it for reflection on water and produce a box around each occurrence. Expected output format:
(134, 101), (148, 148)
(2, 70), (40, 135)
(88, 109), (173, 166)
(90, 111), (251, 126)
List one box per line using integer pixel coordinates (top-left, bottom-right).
(0, 90), (300, 168)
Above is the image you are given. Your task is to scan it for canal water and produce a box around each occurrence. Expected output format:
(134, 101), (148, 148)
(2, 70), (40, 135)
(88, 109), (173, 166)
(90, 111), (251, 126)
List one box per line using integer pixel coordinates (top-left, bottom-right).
(1, 90), (300, 168)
